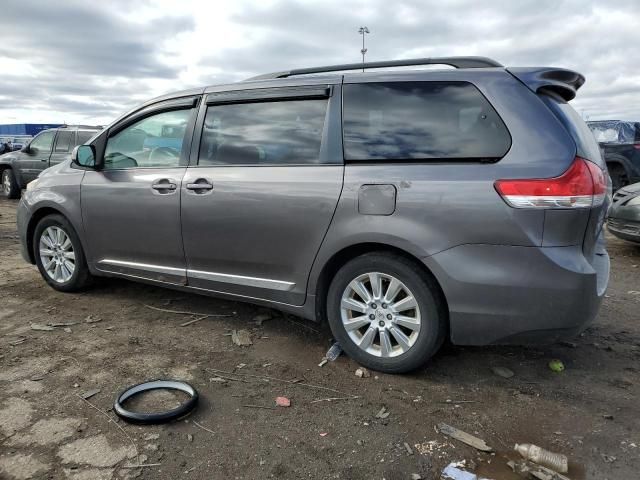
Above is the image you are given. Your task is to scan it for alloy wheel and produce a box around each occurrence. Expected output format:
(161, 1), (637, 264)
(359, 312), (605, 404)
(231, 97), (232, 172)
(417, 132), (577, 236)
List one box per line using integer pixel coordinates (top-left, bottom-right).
(2, 171), (10, 195)
(39, 226), (76, 283)
(340, 272), (421, 357)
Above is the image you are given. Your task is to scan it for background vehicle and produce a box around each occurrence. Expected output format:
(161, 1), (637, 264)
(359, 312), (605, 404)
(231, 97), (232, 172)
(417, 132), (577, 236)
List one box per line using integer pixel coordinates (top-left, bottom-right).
(0, 125), (101, 198)
(587, 120), (640, 191)
(607, 182), (640, 243)
(17, 57), (610, 373)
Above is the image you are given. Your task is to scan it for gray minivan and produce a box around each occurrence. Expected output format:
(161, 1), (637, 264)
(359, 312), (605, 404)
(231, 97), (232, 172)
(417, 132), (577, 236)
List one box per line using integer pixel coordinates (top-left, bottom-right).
(16, 57), (611, 373)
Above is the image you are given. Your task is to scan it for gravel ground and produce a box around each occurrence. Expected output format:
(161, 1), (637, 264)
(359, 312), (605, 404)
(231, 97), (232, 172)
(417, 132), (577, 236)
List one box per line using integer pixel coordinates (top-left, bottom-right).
(0, 197), (638, 480)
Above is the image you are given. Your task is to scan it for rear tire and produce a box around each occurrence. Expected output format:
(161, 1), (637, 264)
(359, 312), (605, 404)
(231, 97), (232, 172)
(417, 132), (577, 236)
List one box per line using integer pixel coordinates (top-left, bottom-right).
(607, 162), (628, 192)
(34, 214), (92, 292)
(326, 252), (446, 373)
(1, 169), (20, 199)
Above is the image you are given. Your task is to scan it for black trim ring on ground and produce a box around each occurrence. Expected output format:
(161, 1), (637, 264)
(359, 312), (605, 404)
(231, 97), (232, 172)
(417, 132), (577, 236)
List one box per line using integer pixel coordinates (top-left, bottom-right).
(114, 380), (199, 424)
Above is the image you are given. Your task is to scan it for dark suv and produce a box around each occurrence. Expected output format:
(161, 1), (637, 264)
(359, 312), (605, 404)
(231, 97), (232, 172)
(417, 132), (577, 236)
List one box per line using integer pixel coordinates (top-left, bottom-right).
(587, 120), (640, 191)
(1, 125), (101, 198)
(16, 57), (611, 373)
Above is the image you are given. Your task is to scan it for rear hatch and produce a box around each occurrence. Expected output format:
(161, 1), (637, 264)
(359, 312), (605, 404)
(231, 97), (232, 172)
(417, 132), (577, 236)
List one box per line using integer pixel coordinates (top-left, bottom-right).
(540, 96), (611, 262)
(505, 67), (611, 264)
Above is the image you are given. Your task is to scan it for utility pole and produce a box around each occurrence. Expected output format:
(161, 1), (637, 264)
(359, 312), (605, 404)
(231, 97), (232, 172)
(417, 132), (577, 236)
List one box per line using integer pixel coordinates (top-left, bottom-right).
(358, 26), (370, 71)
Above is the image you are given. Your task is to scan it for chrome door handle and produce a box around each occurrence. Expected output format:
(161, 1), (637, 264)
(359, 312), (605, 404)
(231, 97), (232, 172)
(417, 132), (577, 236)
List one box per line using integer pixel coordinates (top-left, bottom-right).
(151, 179), (177, 192)
(186, 181), (213, 191)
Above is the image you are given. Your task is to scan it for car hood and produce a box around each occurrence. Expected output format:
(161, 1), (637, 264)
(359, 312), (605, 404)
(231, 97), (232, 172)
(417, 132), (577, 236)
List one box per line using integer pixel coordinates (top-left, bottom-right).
(0, 152), (17, 163)
(619, 182), (640, 195)
(38, 159), (72, 178)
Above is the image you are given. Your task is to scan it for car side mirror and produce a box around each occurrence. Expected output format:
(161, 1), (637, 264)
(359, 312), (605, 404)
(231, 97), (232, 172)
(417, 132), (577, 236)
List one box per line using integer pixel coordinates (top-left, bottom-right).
(72, 145), (97, 168)
(21, 145), (30, 153)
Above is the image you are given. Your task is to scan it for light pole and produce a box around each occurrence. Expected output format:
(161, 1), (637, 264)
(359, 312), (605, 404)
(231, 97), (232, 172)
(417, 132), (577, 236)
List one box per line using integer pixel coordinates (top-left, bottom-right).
(358, 26), (370, 71)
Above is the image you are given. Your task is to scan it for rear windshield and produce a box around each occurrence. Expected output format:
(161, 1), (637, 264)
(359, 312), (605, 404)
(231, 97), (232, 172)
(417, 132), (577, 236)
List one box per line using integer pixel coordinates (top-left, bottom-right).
(542, 96), (602, 163)
(342, 81), (511, 161)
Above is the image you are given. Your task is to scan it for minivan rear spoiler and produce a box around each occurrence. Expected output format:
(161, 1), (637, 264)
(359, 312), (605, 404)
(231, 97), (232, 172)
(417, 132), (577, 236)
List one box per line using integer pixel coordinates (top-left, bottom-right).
(507, 67), (585, 101)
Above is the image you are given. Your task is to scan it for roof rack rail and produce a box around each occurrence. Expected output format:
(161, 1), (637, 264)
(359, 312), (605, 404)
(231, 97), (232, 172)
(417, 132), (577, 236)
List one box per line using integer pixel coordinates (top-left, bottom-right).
(246, 56), (502, 81)
(59, 124), (103, 130)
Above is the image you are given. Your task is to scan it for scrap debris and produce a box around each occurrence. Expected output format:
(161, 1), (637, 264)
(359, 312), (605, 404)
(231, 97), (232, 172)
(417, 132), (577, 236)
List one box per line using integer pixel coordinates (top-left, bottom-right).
(325, 342), (343, 361)
(231, 329), (253, 347)
(441, 461), (489, 480)
(508, 460), (571, 480)
(375, 406), (390, 419)
(355, 367), (370, 378)
(252, 312), (273, 326)
(438, 423), (493, 452)
(515, 443), (568, 473)
(491, 366), (514, 378)
(275, 396), (291, 407)
(80, 388), (101, 400)
(548, 359), (565, 372)
(31, 323), (54, 331)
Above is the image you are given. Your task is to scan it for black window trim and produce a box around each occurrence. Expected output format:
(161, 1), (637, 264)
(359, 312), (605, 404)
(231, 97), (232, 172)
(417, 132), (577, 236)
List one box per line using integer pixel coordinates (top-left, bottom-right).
(205, 85), (332, 106)
(341, 80), (512, 164)
(97, 96), (201, 171)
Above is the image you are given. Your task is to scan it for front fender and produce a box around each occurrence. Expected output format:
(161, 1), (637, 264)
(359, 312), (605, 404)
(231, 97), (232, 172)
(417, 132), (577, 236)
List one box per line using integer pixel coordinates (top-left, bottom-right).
(19, 164), (87, 263)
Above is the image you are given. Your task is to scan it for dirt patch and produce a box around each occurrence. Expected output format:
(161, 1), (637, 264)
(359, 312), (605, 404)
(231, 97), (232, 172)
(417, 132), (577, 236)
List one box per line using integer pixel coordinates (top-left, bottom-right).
(9, 417), (82, 446)
(63, 467), (114, 480)
(57, 434), (136, 468)
(0, 453), (49, 480)
(0, 397), (34, 437)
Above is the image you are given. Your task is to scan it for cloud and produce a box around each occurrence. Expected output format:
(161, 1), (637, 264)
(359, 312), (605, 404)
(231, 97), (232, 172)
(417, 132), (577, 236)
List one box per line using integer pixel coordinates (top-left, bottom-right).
(0, 0), (638, 124)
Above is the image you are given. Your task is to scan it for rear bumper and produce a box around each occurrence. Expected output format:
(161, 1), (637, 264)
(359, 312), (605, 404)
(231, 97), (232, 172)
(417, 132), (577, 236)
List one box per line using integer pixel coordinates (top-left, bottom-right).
(424, 244), (609, 345)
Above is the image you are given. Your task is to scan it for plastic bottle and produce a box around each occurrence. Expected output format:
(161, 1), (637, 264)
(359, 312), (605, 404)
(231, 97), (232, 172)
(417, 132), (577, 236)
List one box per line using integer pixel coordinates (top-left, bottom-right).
(514, 443), (568, 473)
(325, 342), (343, 361)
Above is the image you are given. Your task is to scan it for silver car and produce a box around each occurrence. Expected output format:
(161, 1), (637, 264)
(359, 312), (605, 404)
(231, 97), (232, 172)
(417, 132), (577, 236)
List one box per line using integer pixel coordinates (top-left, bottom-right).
(17, 57), (611, 373)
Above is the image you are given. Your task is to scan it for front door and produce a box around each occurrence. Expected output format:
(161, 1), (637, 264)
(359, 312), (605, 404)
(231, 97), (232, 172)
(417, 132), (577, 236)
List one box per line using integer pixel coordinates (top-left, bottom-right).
(82, 100), (199, 284)
(181, 85), (343, 305)
(19, 130), (56, 185)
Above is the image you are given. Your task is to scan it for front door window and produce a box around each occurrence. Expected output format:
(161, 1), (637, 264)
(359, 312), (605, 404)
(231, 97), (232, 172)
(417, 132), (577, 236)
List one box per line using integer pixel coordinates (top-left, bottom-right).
(104, 109), (191, 170)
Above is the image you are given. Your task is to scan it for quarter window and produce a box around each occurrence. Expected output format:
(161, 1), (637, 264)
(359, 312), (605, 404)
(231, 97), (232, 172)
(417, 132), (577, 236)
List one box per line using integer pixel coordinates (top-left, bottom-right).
(29, 131), (55, 153)
(342, 82), (511, 161)
(199, 99), (328, 165)
(54, 131), (74, 152)
(104, 109), (191, 170)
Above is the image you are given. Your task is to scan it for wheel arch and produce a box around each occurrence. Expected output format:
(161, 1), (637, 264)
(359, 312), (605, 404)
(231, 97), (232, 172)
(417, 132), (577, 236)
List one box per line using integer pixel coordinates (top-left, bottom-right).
(313, 242), (449, 329)
(605, 155), (632, 174)
(25, 207), (73, 264)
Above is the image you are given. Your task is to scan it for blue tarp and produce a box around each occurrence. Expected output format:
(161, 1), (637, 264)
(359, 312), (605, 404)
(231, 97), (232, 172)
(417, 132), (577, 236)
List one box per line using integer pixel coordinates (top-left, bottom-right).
(587, 120), (639, 144)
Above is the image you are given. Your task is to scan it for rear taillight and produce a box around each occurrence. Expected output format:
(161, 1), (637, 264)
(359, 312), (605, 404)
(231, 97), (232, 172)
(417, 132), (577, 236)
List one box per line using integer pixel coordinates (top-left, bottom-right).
(495, 157), (606, 209)
(633, 143), (640, 150)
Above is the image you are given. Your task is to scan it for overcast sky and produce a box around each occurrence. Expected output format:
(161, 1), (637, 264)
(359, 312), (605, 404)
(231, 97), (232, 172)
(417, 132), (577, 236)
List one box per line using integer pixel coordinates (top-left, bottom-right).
(1, 0), (638, 126)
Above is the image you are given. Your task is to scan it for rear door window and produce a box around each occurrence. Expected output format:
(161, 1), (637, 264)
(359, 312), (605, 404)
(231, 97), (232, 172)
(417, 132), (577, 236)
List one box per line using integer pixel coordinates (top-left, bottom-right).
(198, 99), (329, 165)
(54, 131), (74, 152)
(342, 81), (511, 161)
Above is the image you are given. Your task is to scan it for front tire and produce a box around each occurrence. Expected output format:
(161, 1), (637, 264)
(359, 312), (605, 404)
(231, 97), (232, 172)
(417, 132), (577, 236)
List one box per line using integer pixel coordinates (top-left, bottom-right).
(326, 252), (446, 373)
(34, 214), (92, 292)
(1, 169), (20, 199)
